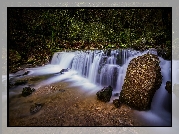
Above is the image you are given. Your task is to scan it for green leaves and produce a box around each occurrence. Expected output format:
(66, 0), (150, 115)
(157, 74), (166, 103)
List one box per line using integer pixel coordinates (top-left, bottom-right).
(8, 8), (171, 61)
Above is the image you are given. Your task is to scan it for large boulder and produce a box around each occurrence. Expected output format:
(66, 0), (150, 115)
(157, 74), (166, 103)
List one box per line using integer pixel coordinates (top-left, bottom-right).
(96, 85), (113, 102)
(119, 53), (162, 110)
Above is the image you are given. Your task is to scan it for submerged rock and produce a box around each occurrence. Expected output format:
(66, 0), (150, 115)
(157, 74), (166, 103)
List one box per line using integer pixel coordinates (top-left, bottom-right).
(96, 85), (113, 102)
(12, 69), (30, 77)
(14, 79), (28, 86)
(22, 71), (30, 76)
(22, 87), (35, 97)
(119, 53), (162, 110)
(165, 81), (171, 94)
(30, 103), (43, 114)
(113, 93), (120, 97)
(9, 79), (28, 88)
(107, 49), (111, 56)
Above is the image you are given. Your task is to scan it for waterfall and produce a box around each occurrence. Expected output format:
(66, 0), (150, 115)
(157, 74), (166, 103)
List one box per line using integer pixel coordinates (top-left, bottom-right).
(88, 51), (103, 84)
(151, 58), (171, 112)
(69, 49), (139, 89)
(27, 50), (172, 113)
(99, 64), (119, 88)
(133, 56), (172, 126)
(9, 49), (172, 126)
(51, 52), (75, 69)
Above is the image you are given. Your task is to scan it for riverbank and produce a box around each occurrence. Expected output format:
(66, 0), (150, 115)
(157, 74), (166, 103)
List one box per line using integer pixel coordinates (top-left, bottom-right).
(9, 80), (142, 126)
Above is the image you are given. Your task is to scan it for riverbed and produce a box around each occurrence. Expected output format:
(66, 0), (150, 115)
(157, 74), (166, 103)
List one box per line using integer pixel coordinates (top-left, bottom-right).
(9, 77), (141, 126)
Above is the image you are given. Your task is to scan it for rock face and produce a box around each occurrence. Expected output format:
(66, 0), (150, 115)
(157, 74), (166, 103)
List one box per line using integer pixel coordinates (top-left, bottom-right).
(96, 85), (113, 102)
(119, 53), (162, 110)
(165, 81), (171, 94)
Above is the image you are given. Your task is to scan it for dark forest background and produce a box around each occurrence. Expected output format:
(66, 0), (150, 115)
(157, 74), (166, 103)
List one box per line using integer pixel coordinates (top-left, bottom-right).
(8, 7), (172, 73)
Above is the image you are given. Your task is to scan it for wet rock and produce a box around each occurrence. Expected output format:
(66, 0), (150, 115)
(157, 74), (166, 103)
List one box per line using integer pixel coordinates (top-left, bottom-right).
(59, 89), (65, 92)
(96, 85), (113, 102)
(113, 99), (121, 108)
(12, 69), (30, 77)
(119, 53), (162, 110)
(107, 49), (111, 56)
(30, 103), (43, 114)
(22, 71), (30, 76)
(9, 82), (14, 88)
(60, 68), (70, 74)
(14, 80), (28, 86)
(113, 93), (120, 97)
(22, 87), (35, 97)
(165, 81), (171, 94)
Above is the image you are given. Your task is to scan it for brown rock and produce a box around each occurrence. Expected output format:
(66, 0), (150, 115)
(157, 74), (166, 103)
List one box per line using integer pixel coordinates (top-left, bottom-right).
(119, 53), (162, 110)
(30, 103), (43, 114)
(96, 85), (113, 102)
(113, 99), (121, 108)
(165, 81), (171, 94)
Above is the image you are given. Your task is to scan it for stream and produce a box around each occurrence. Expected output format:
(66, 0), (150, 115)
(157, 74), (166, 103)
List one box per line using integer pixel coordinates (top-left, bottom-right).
(8, 49), (172, 126)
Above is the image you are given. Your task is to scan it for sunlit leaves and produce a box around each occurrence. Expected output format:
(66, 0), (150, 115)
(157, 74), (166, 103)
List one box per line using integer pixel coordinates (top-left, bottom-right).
(8, 8), (171, 62)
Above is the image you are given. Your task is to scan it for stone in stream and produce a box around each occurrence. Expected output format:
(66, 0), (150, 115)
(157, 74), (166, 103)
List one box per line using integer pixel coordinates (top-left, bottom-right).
(96, 85), (113, 102)
(14, 79), (28, 86)
(22, 87), (35, 97)
(30, 103), (43, 114)
(13, 69), (30, 77)
(113, 93), (120, 97)
(165, 81), (171, 94)
(113, 99), (121, 108)
(22, 71), (30, 76)
(58, 68), (70, 74)
(119, 53), (162, 110)
(9, 79), (28, 88)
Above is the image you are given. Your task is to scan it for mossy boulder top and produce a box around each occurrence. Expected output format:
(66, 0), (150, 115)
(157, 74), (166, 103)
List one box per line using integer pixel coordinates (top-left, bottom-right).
(119, 53), (162, 110)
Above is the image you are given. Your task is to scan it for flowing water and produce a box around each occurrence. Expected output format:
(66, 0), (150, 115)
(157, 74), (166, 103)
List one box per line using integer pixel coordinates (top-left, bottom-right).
(8, 49), (172, 126)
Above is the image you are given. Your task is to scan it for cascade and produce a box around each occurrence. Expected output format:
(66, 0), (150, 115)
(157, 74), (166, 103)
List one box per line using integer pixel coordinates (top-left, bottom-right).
(70, 49), (139, 89)
(51, 52), (75, 69)
(9, 49), (171, 126)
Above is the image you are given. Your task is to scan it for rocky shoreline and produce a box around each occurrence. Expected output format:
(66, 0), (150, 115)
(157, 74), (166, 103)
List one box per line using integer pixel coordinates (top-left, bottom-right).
(9, 81), (142, 126)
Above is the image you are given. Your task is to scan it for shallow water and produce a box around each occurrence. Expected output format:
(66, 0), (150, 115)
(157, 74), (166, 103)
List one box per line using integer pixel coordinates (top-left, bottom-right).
(8, 49), (172, 126)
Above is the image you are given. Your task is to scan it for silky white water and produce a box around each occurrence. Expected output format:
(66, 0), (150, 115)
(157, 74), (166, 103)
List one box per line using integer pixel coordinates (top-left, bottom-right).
(8, 49), (172, 126)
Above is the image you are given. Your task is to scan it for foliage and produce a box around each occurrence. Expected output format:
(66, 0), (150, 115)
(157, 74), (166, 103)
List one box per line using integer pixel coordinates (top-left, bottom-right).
(8, 8), (172, 68)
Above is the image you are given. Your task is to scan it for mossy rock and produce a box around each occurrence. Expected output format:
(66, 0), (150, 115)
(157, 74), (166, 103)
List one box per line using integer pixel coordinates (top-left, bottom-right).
(119, 53), (162, 110)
